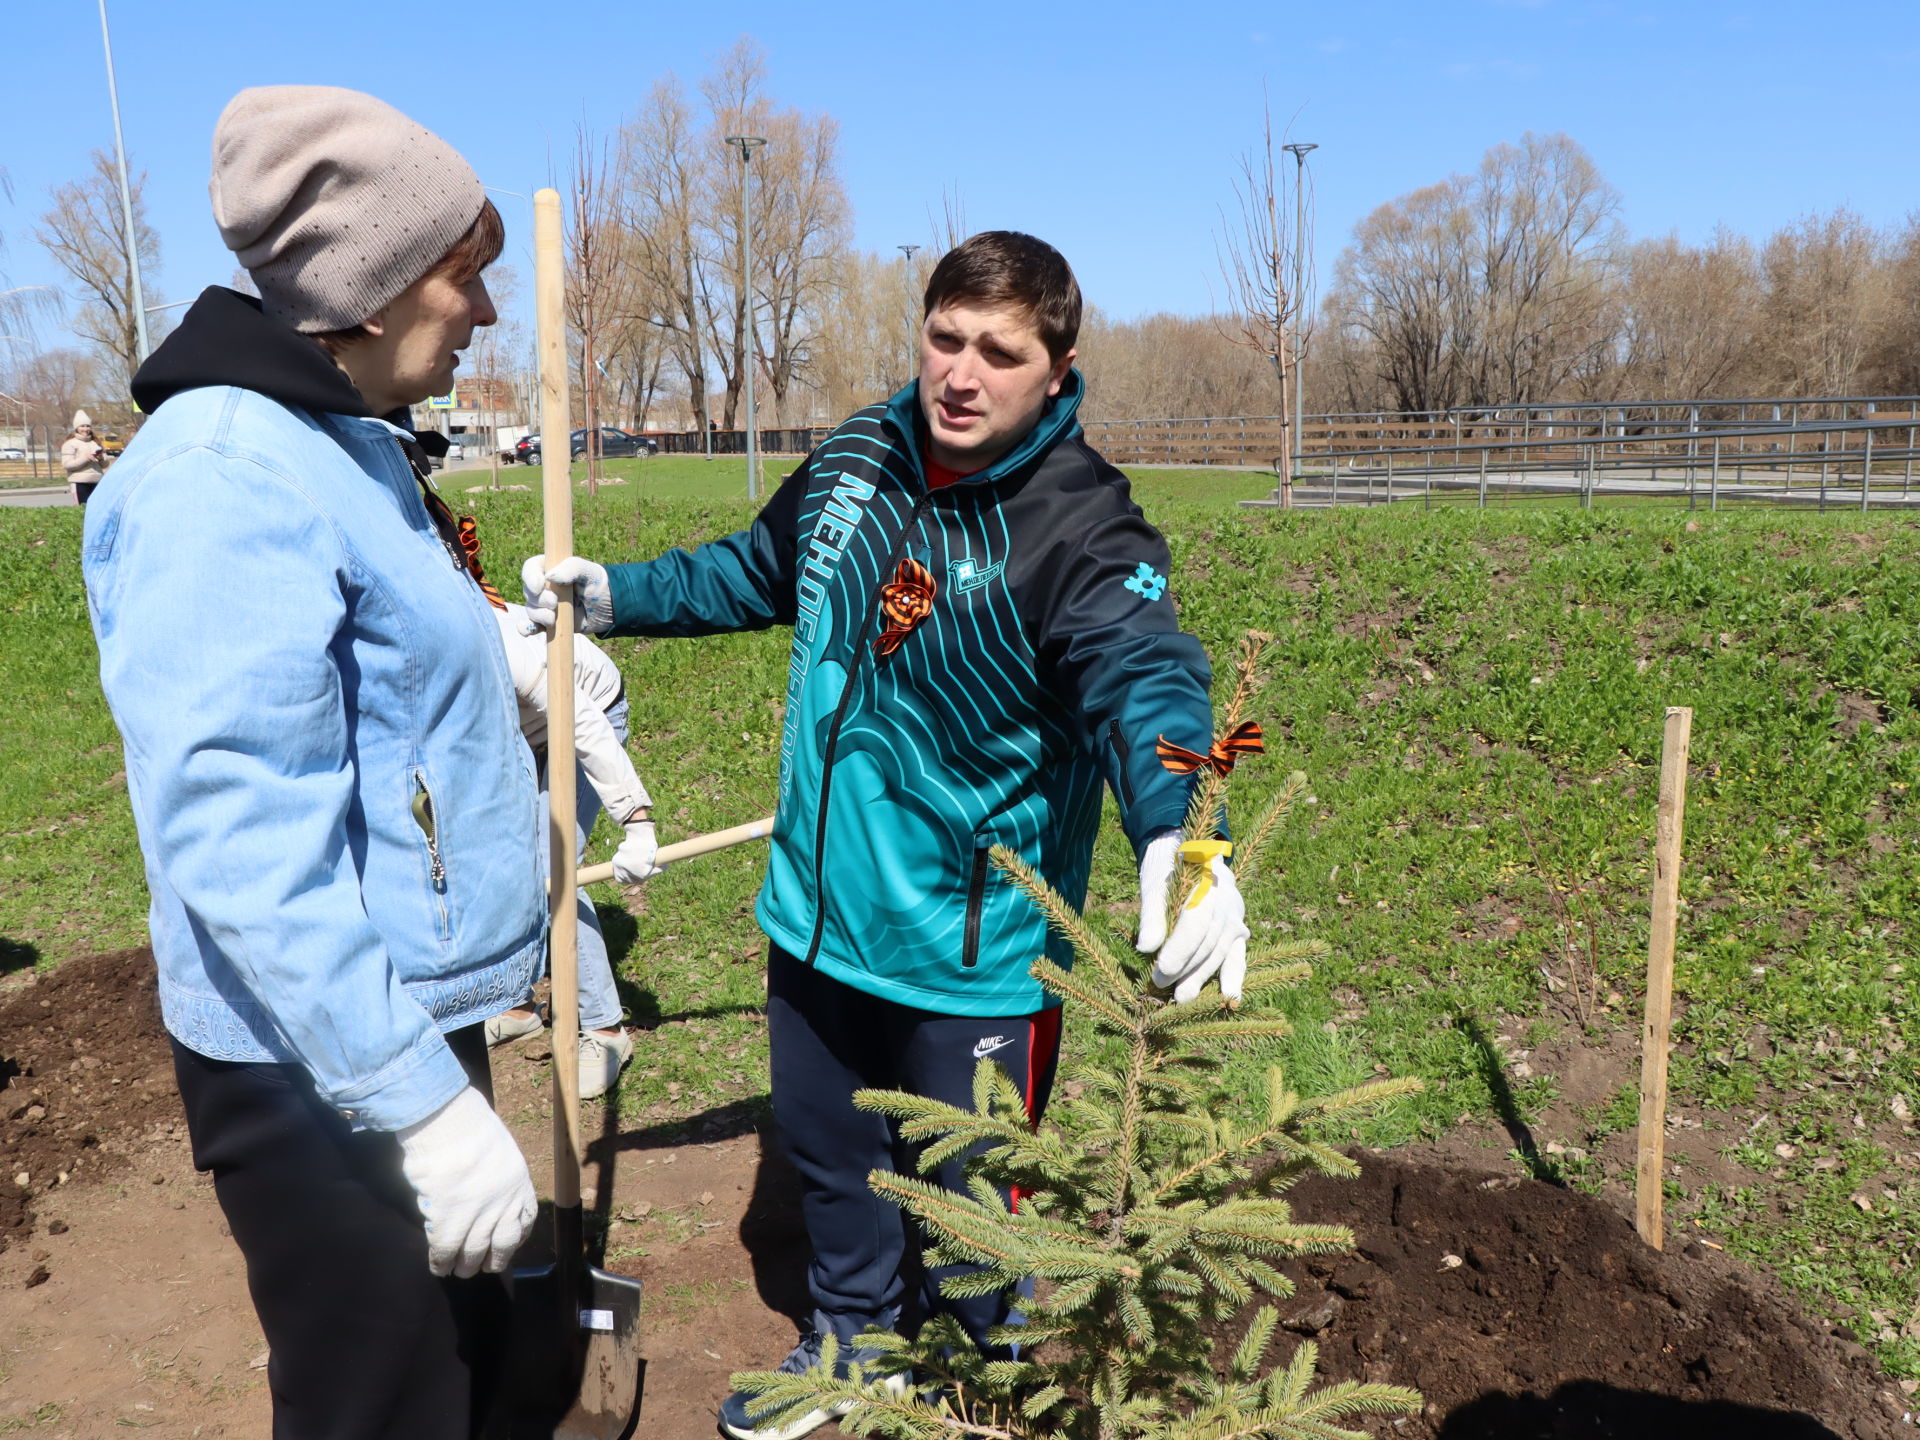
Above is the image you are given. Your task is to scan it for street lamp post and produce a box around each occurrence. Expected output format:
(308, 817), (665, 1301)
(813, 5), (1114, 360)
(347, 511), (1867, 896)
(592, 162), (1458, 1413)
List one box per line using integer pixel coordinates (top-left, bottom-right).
(1281, 142), (1316, 509)
(98, 0), (150, 365)
(898, 245), (921, 387)
(725, 135), (768, 501)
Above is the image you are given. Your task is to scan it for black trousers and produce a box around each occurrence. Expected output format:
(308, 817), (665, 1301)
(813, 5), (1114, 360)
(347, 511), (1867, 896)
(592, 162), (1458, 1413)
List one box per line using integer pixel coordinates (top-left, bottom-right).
(172, 1027), (511, 1440)
(766, 946), (1062, 1349)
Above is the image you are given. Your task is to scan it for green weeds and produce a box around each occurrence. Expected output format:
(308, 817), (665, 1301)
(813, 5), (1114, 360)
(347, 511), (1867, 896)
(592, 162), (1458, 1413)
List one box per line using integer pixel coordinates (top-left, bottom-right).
(10, 473), (1920, 1374)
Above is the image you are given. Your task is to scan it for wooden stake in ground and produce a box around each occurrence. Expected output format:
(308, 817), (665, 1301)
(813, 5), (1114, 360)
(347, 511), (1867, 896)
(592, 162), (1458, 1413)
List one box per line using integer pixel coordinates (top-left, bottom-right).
(1636, 705), (1693, 1250)
(504, 186), (646, 1439)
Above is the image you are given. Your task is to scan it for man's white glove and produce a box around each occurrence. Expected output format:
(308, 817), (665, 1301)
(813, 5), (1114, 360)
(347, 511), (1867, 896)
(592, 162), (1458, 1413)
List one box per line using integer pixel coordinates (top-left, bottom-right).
(520, 554), (615, 635)
(1135, 830), (1250, 1004)
(611, 818), (663, 884)
(395, 1085), (537, 1278)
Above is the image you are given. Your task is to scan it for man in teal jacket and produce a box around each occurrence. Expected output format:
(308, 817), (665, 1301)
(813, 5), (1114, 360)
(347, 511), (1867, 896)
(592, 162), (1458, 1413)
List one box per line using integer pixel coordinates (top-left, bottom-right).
(526, 232), (1248, 1439)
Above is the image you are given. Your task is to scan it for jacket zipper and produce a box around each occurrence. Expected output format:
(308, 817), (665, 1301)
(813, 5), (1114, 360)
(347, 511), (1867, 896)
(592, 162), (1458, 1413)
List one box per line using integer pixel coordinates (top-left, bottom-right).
(961, 840), (990, 969)
(410, 776), (447, 886)
(1107, 718), (1136, 809)
(802, 492), (935, 966)
(410, 771), (451, 942)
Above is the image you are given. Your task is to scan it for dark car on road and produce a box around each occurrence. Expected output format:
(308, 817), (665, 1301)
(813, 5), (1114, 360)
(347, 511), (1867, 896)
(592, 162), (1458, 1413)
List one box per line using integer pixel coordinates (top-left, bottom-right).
(507, 427), (657, 464)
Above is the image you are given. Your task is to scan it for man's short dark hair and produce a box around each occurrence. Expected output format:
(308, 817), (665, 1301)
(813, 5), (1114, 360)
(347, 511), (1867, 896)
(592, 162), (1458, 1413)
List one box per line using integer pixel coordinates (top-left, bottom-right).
(922, 231), (1082, 362)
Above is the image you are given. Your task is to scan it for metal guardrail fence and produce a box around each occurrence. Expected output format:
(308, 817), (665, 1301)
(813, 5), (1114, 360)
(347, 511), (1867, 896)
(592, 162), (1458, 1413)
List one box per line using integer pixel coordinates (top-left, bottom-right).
(1244, 415), (1920, 512)
(1084, 396), (1920, 470)
(653, 426), (830, 457)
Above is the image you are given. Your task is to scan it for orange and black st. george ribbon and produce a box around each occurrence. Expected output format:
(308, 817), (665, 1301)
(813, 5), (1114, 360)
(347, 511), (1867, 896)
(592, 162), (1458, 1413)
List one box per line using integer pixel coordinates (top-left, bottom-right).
(415, 479), (508, 610)
(454, 515), (508, 610)
(1155, 721), (1265, 776)
(873, 558), (936, 657)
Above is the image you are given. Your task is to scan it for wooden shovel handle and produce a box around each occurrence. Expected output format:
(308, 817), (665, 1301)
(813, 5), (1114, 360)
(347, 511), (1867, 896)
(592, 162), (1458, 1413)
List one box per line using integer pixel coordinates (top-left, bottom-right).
(533, 187), (583, 1208)
(574, 815), (775, 888)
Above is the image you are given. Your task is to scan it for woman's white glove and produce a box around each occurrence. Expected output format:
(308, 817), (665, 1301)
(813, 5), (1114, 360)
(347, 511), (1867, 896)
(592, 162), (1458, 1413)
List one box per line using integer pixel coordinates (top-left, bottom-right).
(395, 1085), (538, 1278)
(520, 554), (615, 635)
(1135, 830), (1250, 1004)
(611, 818), (663, 884)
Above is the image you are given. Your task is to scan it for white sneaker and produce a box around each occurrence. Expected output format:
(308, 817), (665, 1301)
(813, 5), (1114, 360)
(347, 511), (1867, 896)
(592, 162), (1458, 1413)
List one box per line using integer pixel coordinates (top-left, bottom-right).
(483, 1006), (544, 1047)
(578, 1028), (634, 1101)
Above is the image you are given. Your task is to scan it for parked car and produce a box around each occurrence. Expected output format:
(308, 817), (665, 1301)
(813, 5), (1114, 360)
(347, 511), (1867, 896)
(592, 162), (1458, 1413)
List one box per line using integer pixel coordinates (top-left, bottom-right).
(508, 428), (658, 464)
(569, 426), (657, 459)
(0, 447), (25, 461)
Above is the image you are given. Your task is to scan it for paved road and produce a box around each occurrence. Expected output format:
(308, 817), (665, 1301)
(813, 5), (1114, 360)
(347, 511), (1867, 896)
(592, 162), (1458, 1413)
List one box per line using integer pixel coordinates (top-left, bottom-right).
(0, 486), (72, 509)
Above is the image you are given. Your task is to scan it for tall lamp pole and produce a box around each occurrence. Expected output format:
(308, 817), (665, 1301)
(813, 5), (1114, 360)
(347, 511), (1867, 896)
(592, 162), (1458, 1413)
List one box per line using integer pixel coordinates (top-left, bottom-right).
(898, 245), (921, 387)
(1280, 142), (1316, 506)
(98, 0), (150, 366)
(725, 135), (768, 501)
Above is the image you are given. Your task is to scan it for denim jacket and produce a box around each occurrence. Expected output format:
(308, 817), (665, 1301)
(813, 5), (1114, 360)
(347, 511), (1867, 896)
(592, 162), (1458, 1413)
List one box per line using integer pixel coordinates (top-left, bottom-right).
(84, 297), (544, 1130)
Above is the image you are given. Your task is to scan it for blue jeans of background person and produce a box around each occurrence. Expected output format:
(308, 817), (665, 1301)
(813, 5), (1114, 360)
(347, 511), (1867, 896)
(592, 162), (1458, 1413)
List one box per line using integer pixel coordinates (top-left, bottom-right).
(534, 697), (628, 1032)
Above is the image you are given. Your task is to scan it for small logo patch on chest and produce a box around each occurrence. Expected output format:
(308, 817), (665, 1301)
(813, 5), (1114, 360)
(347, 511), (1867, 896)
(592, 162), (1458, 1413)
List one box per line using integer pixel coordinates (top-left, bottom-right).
(948, 556), (1005, 594)
(1123, 562), (1168, 602)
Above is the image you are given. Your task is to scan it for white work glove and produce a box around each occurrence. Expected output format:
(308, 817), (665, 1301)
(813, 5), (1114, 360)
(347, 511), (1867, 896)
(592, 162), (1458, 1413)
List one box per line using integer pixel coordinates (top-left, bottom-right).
(395, 1085), (538, 1278)
(611, 817), (663, 884)
(1136, 830), (1250, 1004)
(520, 554), (615, 635)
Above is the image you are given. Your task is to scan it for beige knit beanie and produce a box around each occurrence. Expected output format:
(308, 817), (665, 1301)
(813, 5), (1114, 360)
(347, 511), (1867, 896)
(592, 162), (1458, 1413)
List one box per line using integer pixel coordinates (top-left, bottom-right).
(211, 86), (484, 333)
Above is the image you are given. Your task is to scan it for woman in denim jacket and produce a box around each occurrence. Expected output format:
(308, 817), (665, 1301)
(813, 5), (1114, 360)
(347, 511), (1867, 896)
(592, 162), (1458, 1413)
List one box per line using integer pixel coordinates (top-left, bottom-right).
(83, 87), (540, 1439)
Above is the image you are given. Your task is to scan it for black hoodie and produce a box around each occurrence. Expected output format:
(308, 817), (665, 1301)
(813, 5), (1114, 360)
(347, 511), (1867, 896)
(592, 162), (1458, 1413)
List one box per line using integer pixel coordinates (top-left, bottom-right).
(131, 287), (450, 458)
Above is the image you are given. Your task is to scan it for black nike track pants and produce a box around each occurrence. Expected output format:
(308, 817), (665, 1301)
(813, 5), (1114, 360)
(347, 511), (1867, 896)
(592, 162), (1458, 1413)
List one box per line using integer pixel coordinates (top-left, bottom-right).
(765, 944), (1062, 1350)
(171, 1026), (510, 1440)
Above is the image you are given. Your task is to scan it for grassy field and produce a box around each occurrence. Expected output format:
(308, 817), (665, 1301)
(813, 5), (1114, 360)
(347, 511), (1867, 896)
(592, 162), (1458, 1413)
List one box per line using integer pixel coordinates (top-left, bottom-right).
(8, 458), (1920, 1374)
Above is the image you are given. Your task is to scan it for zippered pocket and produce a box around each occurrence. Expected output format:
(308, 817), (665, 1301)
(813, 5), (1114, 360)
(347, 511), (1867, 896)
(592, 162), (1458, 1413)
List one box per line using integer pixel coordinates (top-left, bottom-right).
(1107, 719), (1136, 809)
(961, 837), (991, 970)
(409, 767), (452, 940)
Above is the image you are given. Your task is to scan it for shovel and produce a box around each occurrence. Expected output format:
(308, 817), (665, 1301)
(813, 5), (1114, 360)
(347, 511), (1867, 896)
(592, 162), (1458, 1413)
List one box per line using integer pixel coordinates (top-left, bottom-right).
(499, 189), (776, 1440)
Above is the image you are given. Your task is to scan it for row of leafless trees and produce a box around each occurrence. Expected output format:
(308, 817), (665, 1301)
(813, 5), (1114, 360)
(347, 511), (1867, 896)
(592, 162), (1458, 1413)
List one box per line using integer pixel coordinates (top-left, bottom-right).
(551, 39), (856, 439)
(1312, 132), (1920, 417)
(12, 97), (1920, 440)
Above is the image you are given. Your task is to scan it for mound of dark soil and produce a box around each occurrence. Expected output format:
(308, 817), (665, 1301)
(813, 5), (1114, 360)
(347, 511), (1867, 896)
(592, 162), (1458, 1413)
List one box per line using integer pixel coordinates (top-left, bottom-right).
(1277, 1154), (1907, 1439)
(0, 947), (176, 1253)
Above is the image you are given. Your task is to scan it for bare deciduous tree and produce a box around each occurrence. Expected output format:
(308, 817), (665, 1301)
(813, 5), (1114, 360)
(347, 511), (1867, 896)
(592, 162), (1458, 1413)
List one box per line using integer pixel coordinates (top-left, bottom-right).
(565, 126), (641, 485)
(1324, 132), (1620, 414)
(1216, 105), (1307, 457)
(753, 109), (850, 425)
(808, 249), (915, 419)
(1615, 230), (1760, 401)
(620, 76), (717, 434)
(1077, 309), (1275, 423)
(1753, 208), (1887, 400)
(35, 149), (167, 398)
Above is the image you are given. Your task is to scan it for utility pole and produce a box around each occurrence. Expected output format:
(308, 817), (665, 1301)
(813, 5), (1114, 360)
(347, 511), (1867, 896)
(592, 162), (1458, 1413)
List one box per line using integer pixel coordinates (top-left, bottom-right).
(98, 0), (150, 366)
(1281, 141), (1316, 508)
(725, 135), (767, 501)
(898, 245), (921, 387)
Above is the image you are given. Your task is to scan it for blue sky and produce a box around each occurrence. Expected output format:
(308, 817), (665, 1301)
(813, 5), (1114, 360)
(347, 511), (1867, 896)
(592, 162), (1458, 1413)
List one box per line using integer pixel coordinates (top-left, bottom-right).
(3, 0), (1916, 338)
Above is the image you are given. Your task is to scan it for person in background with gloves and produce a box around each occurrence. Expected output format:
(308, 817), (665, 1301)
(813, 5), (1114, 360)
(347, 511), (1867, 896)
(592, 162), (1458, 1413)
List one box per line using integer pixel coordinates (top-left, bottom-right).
(82, 86), (538, 1440)
(485, 599), (660, 1098)
(525, 230), (1249, 1440)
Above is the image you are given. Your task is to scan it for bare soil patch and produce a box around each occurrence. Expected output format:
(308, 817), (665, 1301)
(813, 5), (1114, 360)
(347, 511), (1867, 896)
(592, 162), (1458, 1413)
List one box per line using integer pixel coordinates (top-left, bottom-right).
(2, 949), (1911, 1438)
(0, 947), (178, 1254)
(1271, 1154), (1908, 1438)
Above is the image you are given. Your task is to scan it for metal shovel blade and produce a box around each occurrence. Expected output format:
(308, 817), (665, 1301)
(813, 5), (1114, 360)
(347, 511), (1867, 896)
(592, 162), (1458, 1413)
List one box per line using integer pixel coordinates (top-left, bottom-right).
(498, 1206), (644, 1439)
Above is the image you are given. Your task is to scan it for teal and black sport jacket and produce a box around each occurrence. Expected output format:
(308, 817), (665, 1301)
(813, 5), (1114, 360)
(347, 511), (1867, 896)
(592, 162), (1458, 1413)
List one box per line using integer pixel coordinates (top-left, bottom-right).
(605, 373), (1215, 1016)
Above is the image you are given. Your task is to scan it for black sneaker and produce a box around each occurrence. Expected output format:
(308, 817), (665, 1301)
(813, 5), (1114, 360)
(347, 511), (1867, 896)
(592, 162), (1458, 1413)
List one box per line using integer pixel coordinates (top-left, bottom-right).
(717, 1318), (907, 1440)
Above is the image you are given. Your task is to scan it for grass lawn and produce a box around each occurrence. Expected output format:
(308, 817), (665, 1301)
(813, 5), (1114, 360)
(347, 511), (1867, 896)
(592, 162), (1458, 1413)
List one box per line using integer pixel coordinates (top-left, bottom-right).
(8, 457), (1920, 1374)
